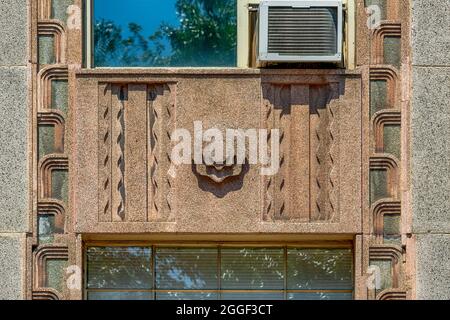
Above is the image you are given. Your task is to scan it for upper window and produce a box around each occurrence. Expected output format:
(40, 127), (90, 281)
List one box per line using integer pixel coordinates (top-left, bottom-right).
(91, 0), (237, 67)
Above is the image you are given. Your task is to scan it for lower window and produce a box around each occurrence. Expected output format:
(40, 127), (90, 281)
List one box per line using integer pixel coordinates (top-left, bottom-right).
(85, 245), (353, 300)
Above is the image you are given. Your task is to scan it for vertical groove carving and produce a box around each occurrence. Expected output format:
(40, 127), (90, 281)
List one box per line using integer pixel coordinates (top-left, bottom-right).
(111, 85), (126, 221)
(98, 84), (112, 222)
(310, 85), (334, 221)
(148, 85), (159, 218)
(327, 84), (339, 221)
(261, 84), (275, 221)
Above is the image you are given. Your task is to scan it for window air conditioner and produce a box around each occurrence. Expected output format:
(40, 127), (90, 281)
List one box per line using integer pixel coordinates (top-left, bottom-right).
(258, 0), (343, 63)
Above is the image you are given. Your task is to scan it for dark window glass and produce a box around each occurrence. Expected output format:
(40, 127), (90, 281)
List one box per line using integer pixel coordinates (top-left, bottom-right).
(93, 0), (237, 67)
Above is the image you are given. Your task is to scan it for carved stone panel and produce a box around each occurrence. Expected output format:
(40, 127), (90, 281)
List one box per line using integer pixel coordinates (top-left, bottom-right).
(73, 70), (362, 234)
(97, 83), (175, 223)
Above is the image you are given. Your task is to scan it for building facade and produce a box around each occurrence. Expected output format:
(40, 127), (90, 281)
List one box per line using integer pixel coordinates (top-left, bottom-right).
(0, 0), (449, 300)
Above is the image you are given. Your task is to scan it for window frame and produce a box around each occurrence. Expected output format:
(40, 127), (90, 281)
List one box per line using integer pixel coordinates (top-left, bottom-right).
(83, 0), (355, 69)
(83, 242), (354, 300)
(83, 0), (245, 69)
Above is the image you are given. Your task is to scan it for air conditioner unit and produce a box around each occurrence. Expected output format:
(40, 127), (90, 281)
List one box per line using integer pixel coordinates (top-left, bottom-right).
(258, 0), (343, 63)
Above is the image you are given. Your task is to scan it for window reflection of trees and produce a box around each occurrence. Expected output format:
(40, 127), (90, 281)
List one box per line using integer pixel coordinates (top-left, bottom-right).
(94, 0), (237, 67)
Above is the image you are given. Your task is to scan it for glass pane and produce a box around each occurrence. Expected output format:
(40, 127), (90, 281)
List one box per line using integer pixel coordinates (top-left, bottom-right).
(155, 248), (218, 290)
(93, 0), (237, 67)
(384, 214), (401, 244)
(221, 292), (285, 300)
(52, 0), (74, 23)
(87, 247), (152, 289)
(156, 291), (218, 300)
(370, 260), (392, 293)
(38, 35), (55, 65)
(221, 248), (284, 290)
(364, 0), (386, 21)
(287, 249), (353, 290)
(46, 259), (68, 292)
(384, 36), (401, 68)
(370, 169), (388, 204)
(288, 292), (352, 300)
(87, 291), (153, 300)
(370, 80), (388, 117)
(52, 170), (69, 204)
(38, 125), (55, 160)
(384, 124), (401, 160)
(38, 214), (55, 244)
(51, 80), (69, 115)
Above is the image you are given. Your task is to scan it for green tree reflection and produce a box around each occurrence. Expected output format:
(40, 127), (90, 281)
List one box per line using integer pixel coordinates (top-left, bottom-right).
(94, 0), (237, 67)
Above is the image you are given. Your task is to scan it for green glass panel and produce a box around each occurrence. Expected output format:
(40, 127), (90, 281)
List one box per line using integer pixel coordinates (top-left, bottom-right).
(155, 248), (218, 290)
(51, 80), (69, 115)
(370, 80), (388, 117)
(46, 259), (68, 292)
(156, 292), (218, 300)
(93, 0), (237, 67)
(370, 260), (392, 293)
(288, 292), (352, 300)
(384, 124), (401, 159)
(38, 214), (55, 244)
(52, 170), (68, 204)
(370, 169), (388, 204)
(87, 247), (152, 289)
(384, 214), (401, 245)
(287, 249), (353, 290)
(38, 35), (55, 65)
(221, 248), (284, 290)
(384, 36), (401, 68)
(38, 125), (55, 160)
(51, 0), (74, 23)
(88, 291), (153, 300)
(364, 0), (387, 21)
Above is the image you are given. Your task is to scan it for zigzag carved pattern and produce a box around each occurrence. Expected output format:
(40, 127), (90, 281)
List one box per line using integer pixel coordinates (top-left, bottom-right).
(113, 86), (126, 221)
(98, 84), (112, 222)
(261, 84), (274, 221)
(165, 84), (176, 220)
(311, 86), (334, 221)
(148, 86), (160, 217)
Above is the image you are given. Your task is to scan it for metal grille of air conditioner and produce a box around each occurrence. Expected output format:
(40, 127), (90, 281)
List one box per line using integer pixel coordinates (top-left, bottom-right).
(267, 7), (338, 56)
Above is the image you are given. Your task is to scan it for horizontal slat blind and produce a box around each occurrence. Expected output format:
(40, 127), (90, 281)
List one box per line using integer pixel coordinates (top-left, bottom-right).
(268, 7), (338, 56)
(86, 247), (152, 289)
(220, 248), (285, 290)
(287, 248), (353, 290)
(86, 246), (353, 300)
(155, 248), (218, 290)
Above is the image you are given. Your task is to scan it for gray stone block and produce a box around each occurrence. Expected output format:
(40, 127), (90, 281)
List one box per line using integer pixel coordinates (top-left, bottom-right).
(0, 0), (28, 66)
(416, 234), (450, 300)
(0, 67), (29, 233)
(0, 235), (25, 300)
(412, 0), (450, 66)
(411, 67), (450, 234)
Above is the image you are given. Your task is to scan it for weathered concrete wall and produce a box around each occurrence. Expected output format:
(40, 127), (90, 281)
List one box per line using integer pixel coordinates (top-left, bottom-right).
(411, 0), (450, 300)
(0, 0), (29, 299)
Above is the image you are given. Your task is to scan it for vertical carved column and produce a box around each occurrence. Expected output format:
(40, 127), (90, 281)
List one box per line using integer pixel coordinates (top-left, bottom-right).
(360, 0), (411, 300)
(261, 81), (340, 223)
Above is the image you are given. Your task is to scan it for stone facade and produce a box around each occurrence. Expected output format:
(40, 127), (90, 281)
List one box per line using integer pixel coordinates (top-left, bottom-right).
(411, 0), (450, 300)
(0, 0), (448, 300)
(0, 0), (29, 300)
